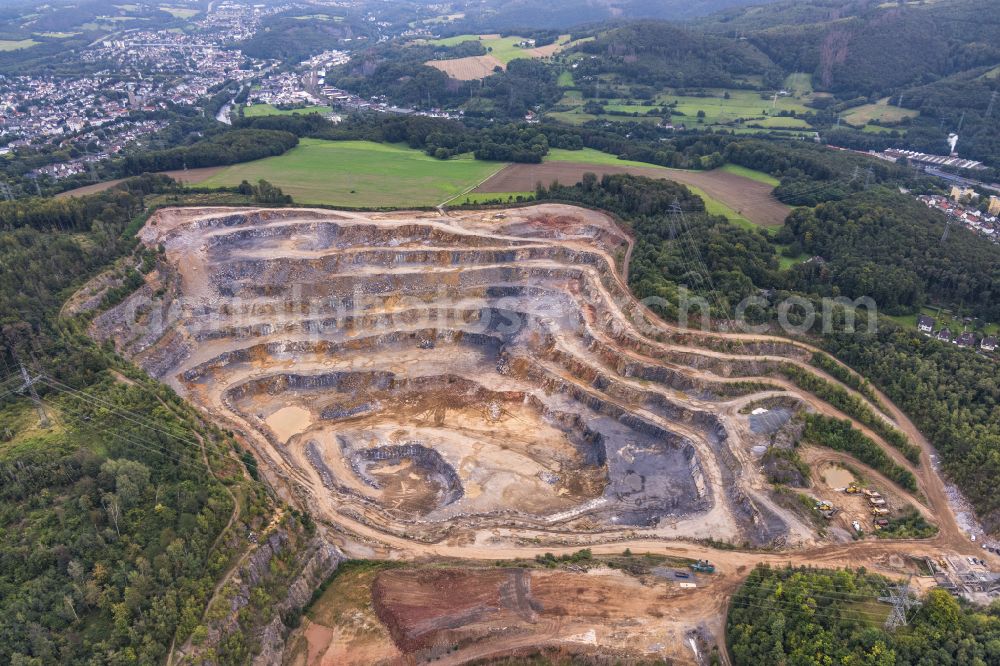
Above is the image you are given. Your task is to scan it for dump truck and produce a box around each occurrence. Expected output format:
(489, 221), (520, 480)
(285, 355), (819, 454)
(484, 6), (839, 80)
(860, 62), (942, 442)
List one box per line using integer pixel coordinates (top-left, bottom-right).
(871, 507), (890, 516)
(690, 559), (716, 574)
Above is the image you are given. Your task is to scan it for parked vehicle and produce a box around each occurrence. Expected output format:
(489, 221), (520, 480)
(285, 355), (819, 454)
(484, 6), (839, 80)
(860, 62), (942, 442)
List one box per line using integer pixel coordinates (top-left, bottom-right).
(690, 560), (715, 574)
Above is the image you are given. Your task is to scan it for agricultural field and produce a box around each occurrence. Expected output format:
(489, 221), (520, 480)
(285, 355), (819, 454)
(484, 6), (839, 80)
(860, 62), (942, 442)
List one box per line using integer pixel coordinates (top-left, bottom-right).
(543, 110), (603, 125)
(425, 33), (581, 65)
(425, 54), (504, 80)
(159, 5), (199, 19)
(197, 139), (507, 207)
(720, 164), (781, 187)
(290, 13), (344, 21)
(547, 87), (815, 133)
(476, 149), (790, 227)
(840, 98), (920, 127)
(660, 89), (811, 126)
(783, 72), (813, 96)
(0, 38), (38, 51)
(745, 116), (812, 129)
(451, 190), (534, 205)
(423, 33), (590, 80)
(241, 103), (331, 118)
(546, 147), (661, 166)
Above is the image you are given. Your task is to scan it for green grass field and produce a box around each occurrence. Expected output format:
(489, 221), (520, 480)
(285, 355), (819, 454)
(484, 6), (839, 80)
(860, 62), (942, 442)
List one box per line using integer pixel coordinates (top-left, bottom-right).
(241, 103), (330, 118)
(545, 110), (601, 125)
(886, 306), (998, 336)
(776, 246), (808, 269)
(720, 164), (781, 187)
(783, 72), (813, 96)
(454, 191), (535, 205)
(545, 147), (664, 167)
(745, 116), (812, 129)
(862, 124), (903, 134)
(841, 98), (919, 127)
(425, 33), (582, 65)
(0, 39), (38, 51)
(159, 5), (199, 19)
(548, 87), (813, 133)
(198, 139), (507, 208)
(662, 89), (811, 126)
(425, 34), (533, 64)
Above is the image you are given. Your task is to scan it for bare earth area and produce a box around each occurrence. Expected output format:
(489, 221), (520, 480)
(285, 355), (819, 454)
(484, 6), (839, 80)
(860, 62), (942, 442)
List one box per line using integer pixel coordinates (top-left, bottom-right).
(426, 54), (505, 80)
(87, 204), (996, 664)
(476, 162), (791, 227)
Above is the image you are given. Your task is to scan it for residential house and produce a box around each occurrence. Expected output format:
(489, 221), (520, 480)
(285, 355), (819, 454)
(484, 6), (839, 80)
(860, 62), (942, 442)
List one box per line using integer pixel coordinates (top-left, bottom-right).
(982, 336), (998, 352)
(936, 329), (953, 343)
(955, 331), (976, 348)
(917, 315), (935, 334)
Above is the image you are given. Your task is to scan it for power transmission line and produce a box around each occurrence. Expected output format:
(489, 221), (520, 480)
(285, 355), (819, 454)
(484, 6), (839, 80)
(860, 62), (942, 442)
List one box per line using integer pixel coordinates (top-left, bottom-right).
(878, 575), (921, 629)
(16, 361), (49, 427)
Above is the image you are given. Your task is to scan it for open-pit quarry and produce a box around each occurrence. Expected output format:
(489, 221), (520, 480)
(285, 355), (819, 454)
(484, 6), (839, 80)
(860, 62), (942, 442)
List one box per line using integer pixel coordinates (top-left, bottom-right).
(91, 204), (995, 664)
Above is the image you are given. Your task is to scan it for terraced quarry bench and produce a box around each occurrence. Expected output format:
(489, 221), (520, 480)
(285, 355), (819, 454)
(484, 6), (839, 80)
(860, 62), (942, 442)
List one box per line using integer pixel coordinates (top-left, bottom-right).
(93, 204), (923, 553)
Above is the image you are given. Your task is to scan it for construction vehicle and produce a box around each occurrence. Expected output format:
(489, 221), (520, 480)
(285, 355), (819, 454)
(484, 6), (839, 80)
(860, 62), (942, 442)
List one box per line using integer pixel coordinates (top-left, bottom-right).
(690, 559), (716, 574)
(871, 507), (890, 516)
(815, 500), (833, 511)
(874, 518), (890, 529)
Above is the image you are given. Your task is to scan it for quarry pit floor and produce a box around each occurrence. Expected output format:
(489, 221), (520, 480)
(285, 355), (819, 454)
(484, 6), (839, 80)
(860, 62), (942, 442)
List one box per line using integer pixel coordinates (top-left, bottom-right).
(89, 204), (995, 664)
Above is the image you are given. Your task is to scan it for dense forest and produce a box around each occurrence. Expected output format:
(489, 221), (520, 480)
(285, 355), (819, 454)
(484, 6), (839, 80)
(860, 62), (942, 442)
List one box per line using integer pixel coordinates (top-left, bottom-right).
(0, 177), (279, 664)
(780, 190), (1000, 319)
(572, 21), (781, 90)
(728, 565), (1000, 665)
(237, 10), (379, 62)
(716, 0), (1000, 98)
(119, 129), (299, 177)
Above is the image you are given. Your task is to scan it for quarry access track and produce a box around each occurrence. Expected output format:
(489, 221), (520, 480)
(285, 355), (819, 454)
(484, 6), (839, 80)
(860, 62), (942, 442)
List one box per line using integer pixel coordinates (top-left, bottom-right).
(88, 205), (992, 577)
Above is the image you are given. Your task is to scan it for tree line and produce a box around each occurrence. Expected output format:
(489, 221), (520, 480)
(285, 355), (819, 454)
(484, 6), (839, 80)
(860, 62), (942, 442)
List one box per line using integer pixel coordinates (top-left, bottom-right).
(729, 564), (1000, 665)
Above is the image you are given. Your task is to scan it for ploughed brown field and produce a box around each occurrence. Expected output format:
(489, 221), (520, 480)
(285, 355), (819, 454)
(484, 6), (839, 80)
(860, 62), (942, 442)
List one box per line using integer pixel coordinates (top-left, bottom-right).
(476, 162), (792, 227)
(426, 54), (505, 80)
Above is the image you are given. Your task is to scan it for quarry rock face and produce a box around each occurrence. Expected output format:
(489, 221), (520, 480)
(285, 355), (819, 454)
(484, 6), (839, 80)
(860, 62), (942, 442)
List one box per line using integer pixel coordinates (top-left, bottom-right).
(96, 205), (819, 550)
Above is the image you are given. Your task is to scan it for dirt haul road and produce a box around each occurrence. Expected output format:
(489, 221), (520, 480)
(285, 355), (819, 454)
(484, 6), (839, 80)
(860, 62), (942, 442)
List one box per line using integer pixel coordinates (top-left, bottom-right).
(86, 204), (995, 664)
